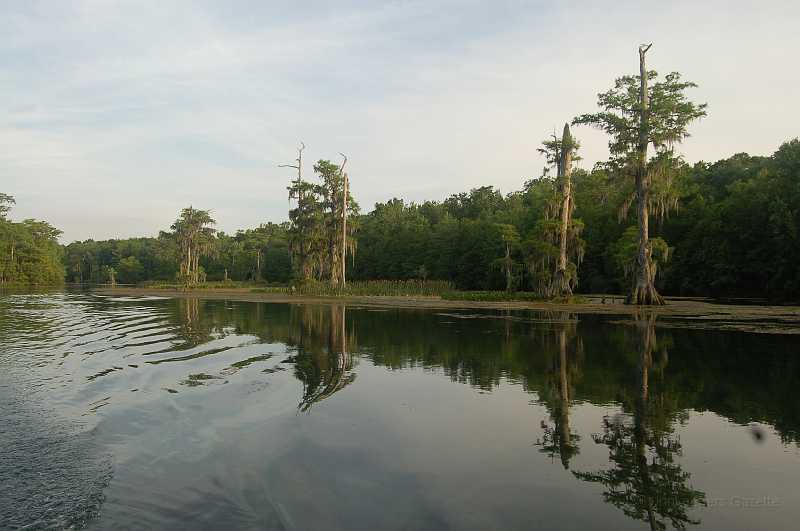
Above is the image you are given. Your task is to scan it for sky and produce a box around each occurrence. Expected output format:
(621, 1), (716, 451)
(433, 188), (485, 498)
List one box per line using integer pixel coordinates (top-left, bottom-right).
(2, 0), (799, 243)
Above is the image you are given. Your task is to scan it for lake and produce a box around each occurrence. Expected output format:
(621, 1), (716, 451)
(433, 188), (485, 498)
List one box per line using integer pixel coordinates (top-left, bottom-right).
(1, 291), (798, 530)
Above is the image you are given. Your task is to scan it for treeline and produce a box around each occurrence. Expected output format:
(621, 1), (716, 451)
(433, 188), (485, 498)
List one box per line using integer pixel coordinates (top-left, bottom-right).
(4, 45), (799, 301)
(63, 223), (292, 285)
(351, 139), (800, 300)
(4, 139), (799, 300)
(47, 137), (800, 301)
(0, 194), (64, 285)
(59, 148), (357, 289)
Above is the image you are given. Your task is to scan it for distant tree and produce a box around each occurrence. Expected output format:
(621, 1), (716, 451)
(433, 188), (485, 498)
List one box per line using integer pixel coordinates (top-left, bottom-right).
(315, 158), (359, 286)
(493, 223), (520, 292)
(117, 256), (144, 284)
(522, 177), (585, 298)
(168, 207), (216, 285)
(574, 44), (706, 304)
(107, 266), (117, 286)
(284, 144), (326, 282)
(0, 196), (64, 285)
(536, 123), (585, 297)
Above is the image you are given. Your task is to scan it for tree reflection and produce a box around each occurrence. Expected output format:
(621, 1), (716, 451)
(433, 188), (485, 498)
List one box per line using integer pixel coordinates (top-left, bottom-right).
(156, 298), (800, 445)
(293, 304), (356, 412)
(537, 314), (582, 469)
(573, 313), (706, 530)
(172, 297), (213, 347)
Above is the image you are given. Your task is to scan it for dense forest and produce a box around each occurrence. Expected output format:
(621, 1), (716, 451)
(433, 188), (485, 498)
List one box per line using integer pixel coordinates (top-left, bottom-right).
(2, 137), (793, 301)
(2, 47), (798, 302)
(0, 193), (64, 285)
(354, 139), (800, 300)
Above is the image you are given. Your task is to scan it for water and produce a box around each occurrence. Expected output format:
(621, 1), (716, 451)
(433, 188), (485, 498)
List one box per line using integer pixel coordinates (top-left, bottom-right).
(1, 291), (798, 530)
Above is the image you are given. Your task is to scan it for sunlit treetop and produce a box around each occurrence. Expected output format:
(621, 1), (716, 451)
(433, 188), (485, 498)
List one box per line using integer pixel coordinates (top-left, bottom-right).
(574, 71), (707, 164)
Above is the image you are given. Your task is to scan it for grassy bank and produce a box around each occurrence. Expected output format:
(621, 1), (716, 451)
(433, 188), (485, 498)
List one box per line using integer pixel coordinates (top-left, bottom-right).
(261, 280), (454, 297)
(92, 285), (800, 335)
(441, 290), (589, 303)
(136, 279), (454, 297)
(134, 280), (584, 303)
(139, 280), (276, 290)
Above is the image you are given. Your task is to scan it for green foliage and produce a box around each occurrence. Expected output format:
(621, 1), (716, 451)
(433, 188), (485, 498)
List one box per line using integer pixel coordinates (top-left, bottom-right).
(574, 54), (706, 304)
(12, 135), (800, 303)
(574, 70), (707, 165)
(346, 138), (799, 302)
(611, 226), (671, 290)
(142, 280), (274, 290)
(117, 256), (144, 284)
(65, 237), (177, 284)
(63, 223), (293, 287)
(169, 206), (216, 286)
(290, 279), (453, 297)
(287, 159), (359, 283)
(441, 290), (544, 302)
(661, 140), (800, 299)
(0, 196), (64, 285)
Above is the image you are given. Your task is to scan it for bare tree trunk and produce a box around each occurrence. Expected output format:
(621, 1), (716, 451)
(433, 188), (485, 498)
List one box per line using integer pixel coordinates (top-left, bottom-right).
(337, 154), (348, 288)
(558, 328), (571, 460)
(281, 142), (309, 281)
(635, 313), (657, 530)
(629, 44), (664, 305)
(341, 170), (348, 288)
(190, 242), (199, 284)
(185, 244), (191, 282)
(340, 305), (347, 369)
(555, 123), (574, 297)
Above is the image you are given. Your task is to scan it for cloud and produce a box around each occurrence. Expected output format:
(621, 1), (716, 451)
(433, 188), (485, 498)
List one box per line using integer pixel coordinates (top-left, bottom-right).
(1, 0), (798, 242)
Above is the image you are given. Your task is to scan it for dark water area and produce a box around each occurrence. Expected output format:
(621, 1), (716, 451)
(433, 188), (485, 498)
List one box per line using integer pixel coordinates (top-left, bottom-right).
(1, 292), (799, 530)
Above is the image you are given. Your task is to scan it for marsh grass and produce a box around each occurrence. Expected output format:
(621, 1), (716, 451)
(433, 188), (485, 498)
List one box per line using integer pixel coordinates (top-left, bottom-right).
(264, 279), (454, 297)
(135, 279), (585, 303)
(139, 280), (276, 290)
(441, 291), (587, 303)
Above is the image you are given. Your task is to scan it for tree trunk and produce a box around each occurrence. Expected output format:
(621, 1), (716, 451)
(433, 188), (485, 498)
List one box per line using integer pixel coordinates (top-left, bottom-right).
(505, 241), (512, 292)
(557, 328), (571, 466)
(629, 44), (664, 305)
(635, 314), (657, 530)
(185, 244), (191, 281)
(341, 171), (348, 288)
(554, 123), (574, 297)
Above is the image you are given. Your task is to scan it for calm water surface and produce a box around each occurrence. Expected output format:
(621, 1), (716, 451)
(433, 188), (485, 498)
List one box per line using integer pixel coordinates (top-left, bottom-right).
(1, 291), (799, 530)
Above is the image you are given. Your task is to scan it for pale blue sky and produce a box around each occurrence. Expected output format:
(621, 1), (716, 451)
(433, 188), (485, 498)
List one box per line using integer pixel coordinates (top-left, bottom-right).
(2, 0), (798, 242)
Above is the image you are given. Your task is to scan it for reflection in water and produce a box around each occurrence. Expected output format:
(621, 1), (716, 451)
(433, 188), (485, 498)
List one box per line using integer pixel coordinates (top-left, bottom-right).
(536, 313), (582, 468)
(573, 314), (706, 530)
(294, 304), (356, 412)
(2, 293), (800, 530)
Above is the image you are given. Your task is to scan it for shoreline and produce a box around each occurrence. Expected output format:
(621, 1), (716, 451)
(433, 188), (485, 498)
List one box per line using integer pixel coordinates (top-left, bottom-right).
(93, 287), (800, 335)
